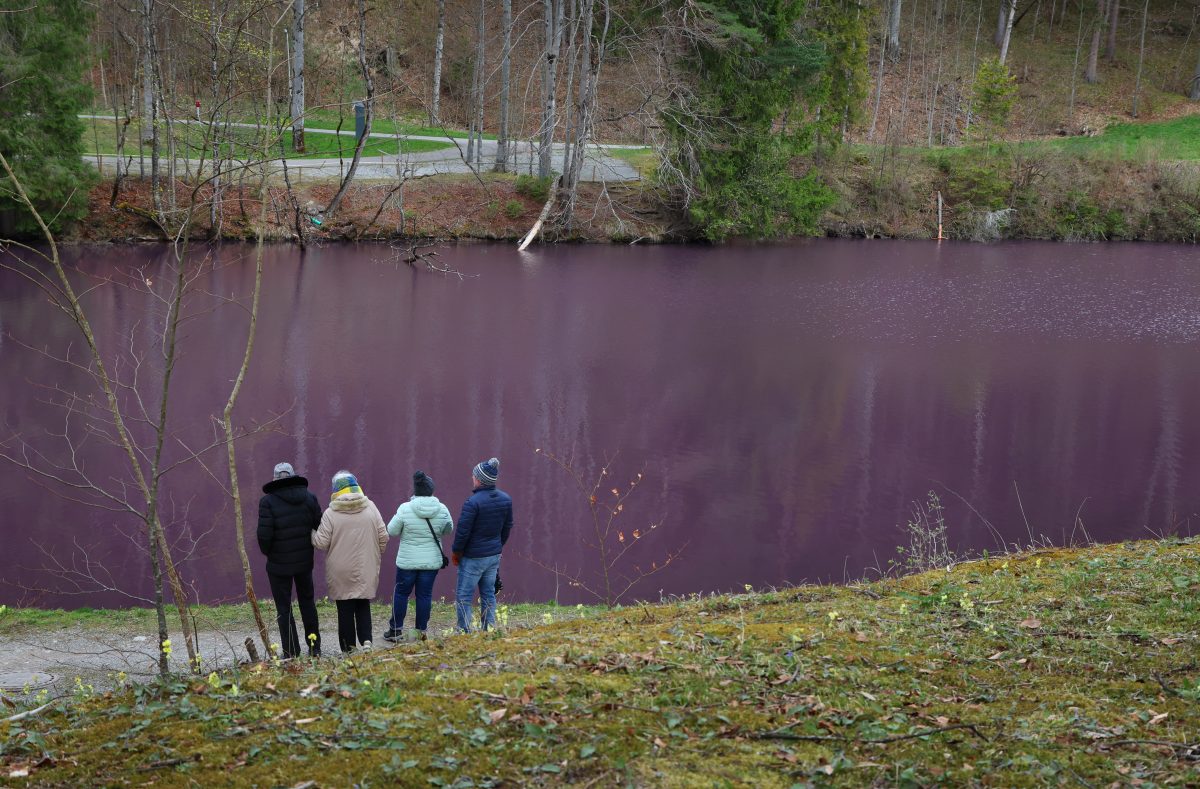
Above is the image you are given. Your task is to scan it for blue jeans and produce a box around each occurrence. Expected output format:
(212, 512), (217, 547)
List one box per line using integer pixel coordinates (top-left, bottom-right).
(455, 554), (500, 632)
(391, 567), (439, 632)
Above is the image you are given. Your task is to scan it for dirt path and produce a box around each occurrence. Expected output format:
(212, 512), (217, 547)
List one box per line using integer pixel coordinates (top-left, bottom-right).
(0, 605), (513, 699)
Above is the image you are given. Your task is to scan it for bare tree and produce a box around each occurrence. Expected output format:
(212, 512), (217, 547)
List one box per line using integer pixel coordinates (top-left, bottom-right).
(0, 154), (207, 674)
(998, 0), (1018, 64)
(1131, 0), (1149, 115)
(140, 0), (163, 221)
(325, 0), (374, 221)
(430, 0), (445, 125)
(888, 0), (903, 59)
(538, 0), (564, 178)
(527, 448), (684, 608)
(1192, 45), (1200, 100)
(466, 0), (486, 169)
(494, 0), (513, 172)
(1086, 0), (1109, 83)
(290, 0), (306, 153)
(1105, 0), (1120, 62)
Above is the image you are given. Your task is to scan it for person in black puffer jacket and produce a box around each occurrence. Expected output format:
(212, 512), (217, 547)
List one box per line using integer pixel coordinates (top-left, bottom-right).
(257, 462), (322, 657)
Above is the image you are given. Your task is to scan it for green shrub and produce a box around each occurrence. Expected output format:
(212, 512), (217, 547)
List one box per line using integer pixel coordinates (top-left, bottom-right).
(515, 174), (553, 202)
(503, 199), (524, 219)
(947, 161), (1012, 210)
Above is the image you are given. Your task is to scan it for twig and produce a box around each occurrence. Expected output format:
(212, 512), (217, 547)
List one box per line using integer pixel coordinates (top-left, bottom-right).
(3, 700), (57, 723)
(1153, 672), (1181, 698)
(1102, 739), (1199, 753)
(750, 722), (989, 744)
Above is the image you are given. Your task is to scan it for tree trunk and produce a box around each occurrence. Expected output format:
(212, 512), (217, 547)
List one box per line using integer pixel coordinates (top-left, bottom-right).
(994, 0), (1007, 46)
(1085, 0), (1105, 83)
(869, 7), (888, 140)
(325, 0), (373, 220)
(887, 0), (902, 59)
(998, 0), (1018, 64)
(494, 0), (513, 172)
(222, 235), (271, 660)
(1191, 47), (1200, 100)
(141, 0), (162, 222)
(1105, 0), (1119, 61)
(473, 0), (486, 169)
(1070, 1), (1085, 115)
(431, 0), (445, 125)
(538, 0), (563, 178)
(1130, 0), (1149, 115)
(291, 0), (306, 152)
(560, 0), (580, 177)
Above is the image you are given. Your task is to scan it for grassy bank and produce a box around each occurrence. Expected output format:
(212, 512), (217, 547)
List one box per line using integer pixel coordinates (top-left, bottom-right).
(821, 138), (1200, 242)
(3, 537), (1197, 786)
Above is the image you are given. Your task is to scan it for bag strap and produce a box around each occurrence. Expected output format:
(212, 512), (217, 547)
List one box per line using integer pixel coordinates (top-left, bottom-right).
(422, 518), (448, 559)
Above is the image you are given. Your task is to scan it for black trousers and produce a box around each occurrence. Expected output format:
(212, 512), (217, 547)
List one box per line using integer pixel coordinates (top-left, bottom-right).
(267, 571), (321, 658)
(335, 599), (373, 652)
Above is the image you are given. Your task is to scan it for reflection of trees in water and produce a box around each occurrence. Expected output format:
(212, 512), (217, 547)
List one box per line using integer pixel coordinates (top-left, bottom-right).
(1140, 361), (1181, 532)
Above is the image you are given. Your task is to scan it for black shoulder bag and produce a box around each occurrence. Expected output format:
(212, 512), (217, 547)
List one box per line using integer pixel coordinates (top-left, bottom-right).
(422, 518), (450, 569)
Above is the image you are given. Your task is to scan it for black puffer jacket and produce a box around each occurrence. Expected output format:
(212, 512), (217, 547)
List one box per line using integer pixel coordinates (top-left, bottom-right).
(257, 476), (322, 575)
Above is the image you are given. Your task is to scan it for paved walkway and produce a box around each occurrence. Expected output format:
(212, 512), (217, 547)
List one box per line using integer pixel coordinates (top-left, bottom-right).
(80, 115), (645, 183)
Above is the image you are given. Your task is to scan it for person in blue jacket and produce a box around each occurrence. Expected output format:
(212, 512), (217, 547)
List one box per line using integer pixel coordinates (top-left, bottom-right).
(451, 457), (512, 632)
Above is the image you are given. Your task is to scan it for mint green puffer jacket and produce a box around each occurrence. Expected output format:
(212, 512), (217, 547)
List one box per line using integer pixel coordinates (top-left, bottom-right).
(386, 496), (454, 570)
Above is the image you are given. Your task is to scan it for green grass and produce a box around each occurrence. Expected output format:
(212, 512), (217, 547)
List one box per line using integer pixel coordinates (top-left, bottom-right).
(79, 117), (453, 160)
(0, 599), (596, 638)
(603, 146), (658, 174)
(301, 107), (495, 141)
(1027, 114), (1200, 160)
(4, 537), (1198, 786)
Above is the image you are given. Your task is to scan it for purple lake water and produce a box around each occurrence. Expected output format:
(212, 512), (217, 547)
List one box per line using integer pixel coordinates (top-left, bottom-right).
(2, 240), (1198, 609)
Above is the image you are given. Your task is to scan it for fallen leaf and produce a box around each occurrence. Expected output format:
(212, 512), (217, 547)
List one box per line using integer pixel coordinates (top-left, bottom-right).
(860, 691), (877, 702)
(1160, 637), (1182, 645)
(935, 716), (950, 727)
(1148, 712), (1169, 726)
(987, 651), (1007, 661)
(1019, 618), (1042, 629)
(488, 708), (508, 724)
(653, 737), (666, 748)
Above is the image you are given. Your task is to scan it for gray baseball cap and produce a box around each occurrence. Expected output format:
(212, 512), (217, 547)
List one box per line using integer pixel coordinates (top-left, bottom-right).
(273, 462), (296, 480)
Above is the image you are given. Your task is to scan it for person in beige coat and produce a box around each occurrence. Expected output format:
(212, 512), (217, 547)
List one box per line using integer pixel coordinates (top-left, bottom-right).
(313, 470), (388, 652)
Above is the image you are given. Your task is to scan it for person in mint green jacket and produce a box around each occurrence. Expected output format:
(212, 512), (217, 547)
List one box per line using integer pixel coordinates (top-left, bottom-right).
(383, 470), (454, 641)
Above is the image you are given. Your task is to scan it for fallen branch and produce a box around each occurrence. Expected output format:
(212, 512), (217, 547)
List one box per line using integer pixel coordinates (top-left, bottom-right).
(3, 701), (55, 723)
(1102, 739), (1199, 757)
(750, 722), (989, 744)
(518, 181), (559, 251)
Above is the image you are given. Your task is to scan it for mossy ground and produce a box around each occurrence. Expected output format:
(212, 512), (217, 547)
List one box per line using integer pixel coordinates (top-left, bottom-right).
(3, 538), (1198, 787)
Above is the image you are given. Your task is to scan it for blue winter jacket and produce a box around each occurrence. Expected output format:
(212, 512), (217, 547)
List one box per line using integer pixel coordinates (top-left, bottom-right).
(452, 485), (513, 559)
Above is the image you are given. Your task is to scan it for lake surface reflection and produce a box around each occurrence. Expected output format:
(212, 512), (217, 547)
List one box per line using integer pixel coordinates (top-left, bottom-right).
(2, 240), (1198, 607)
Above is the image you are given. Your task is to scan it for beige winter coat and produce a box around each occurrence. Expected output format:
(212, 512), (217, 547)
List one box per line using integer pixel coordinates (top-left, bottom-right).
(312, 493), (388, 600)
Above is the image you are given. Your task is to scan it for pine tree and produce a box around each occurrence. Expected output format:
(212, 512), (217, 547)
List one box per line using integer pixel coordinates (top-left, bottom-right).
(0, 0), (95, 235)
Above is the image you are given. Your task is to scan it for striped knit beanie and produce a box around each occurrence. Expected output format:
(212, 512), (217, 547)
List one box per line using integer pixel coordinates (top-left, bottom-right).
(473, 457), (499, 486)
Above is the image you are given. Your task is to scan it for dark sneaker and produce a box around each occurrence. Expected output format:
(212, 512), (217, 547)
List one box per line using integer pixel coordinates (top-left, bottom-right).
(382, 628), (401, 642)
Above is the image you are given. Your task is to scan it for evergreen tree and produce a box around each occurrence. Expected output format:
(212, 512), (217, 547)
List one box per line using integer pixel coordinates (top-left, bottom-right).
(663, 0), (866, 241)
(0, 0), (94, 236)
